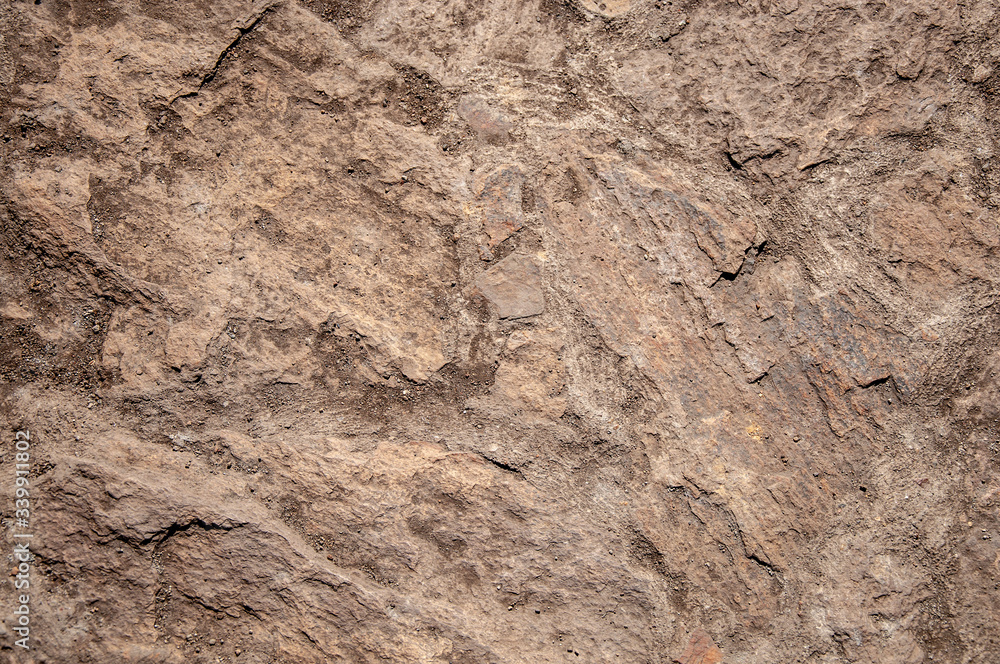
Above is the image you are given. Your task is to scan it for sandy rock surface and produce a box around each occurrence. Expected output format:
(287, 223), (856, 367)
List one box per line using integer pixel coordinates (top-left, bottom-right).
(1, 0), (999, 662)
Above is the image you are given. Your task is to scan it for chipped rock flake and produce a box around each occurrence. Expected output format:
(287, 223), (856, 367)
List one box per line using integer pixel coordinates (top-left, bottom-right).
(674, 628), (724, 664)
(473, 254), (545, 320)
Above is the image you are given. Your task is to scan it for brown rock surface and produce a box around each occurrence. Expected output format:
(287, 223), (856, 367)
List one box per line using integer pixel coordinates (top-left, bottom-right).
(1, 0), (999, 662)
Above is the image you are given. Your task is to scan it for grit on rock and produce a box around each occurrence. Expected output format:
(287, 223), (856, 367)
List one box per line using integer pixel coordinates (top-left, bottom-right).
(0, 0), (999, 662)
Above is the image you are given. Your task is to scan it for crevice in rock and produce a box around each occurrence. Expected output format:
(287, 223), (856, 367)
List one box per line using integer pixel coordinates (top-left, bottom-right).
(171, 4), (278, 104)
(141, 517), (241, 547)
(480, 455), (524, 478)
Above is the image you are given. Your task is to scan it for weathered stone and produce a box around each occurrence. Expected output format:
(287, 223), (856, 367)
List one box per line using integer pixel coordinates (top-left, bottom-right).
(457, 95), (512, 143)
(473, 254), (545, 320)
(465, 165), (525, 261)
(1, 0), (999, 662)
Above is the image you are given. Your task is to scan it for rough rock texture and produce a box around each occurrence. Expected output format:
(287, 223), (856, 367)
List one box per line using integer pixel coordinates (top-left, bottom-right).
(1, 0), (999, 662)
